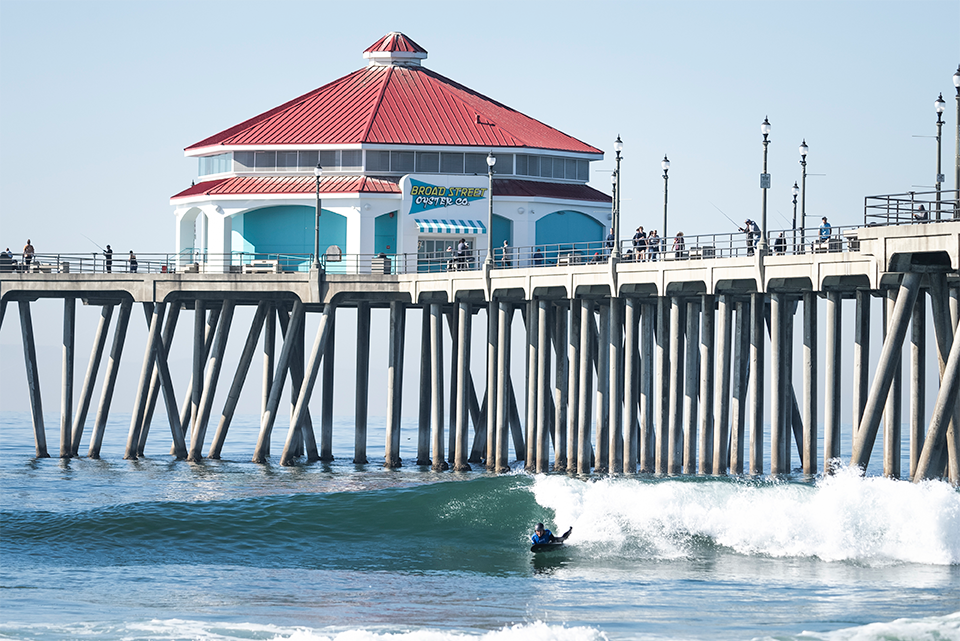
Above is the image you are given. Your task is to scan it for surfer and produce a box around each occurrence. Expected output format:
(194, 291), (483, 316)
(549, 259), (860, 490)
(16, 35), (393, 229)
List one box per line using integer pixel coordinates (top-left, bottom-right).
(531, 523), (572, 545)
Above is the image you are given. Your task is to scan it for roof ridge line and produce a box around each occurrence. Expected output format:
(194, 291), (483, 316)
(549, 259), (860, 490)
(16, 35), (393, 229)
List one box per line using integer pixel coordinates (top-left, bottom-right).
(361, 65), (393, 142)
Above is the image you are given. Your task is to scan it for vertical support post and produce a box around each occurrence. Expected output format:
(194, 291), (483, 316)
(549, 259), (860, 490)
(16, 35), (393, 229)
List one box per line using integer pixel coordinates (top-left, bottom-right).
(209, 302), (268, 459)
(429, 303), (448, 471)
(770, 293), (784, 475)
(139, 302), (182, 455)
(71, 304), (114, 456)
(713, 295), (732, 474)
(624, 297), (639, 474)
(418, 306), (431, 465)
(177, 305), (220, 453)
(822, 291), (839, 471)
(554, 302), (568, 471)
(640, 301), (655, 473)
(262, 302), (275, 420)
(525, 300), (538, 470)
(188, 300), (236, 462)
(655, 296), (670, 474)
(699, 295), (715, 475)
(577, 299), (594, 474)
(454, 301), (472, 471)
(929, 274), (960, 481)
(320, 306), (336, 462)
(910, 292), (926, 480)
(447, 306), (459, 464)
(594, 301), (610, 472)
(567, 298), (581, 473)
(354, 302), (371, 464)
(126, 302), (165, 460)
(89, 298), (133, 459)
(784, 298), (795, 472)
(191, 299), (206, 439)
(253, 300), (304, 463)
(749, 292), (765, 475)
(853, 290), (871, 433)
(730, 299), (750, 474)
(536, 300), (551, 473)
(608, 297), (624, 473)
(19, 300), (48, 458)
(851, 273), (921, 470)
(495, 302), (512, 472)
(384, 301), (406, 468)
(683, 298), (699, 474)
(808, 292), (825, 475)
(668, 296), (684, 474)
(883, 288), (903, 479)
(60, 297), (76, 458)
(916, 321), (960, 482)
(486, 300), (498, 470)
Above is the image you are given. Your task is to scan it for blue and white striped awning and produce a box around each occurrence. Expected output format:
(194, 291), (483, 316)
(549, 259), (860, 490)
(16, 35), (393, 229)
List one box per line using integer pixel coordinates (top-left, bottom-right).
(414, 219), (487, 235)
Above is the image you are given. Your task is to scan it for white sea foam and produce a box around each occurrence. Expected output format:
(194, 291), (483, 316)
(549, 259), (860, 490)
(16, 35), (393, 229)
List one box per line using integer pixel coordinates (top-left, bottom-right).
(531, 467), (960, 565)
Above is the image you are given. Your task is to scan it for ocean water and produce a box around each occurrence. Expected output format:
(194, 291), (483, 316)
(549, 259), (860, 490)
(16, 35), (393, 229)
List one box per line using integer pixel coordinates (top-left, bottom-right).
(1, 411), (958, 641)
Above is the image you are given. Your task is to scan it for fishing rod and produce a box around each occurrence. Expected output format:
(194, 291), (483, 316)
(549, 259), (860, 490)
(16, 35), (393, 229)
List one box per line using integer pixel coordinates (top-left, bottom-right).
(79, 233), (105, 252)
(710, 202), (742, 230)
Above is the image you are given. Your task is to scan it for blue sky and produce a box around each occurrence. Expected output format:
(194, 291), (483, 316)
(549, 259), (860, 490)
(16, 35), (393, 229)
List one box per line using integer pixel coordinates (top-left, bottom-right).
(1, 0), (957, 254)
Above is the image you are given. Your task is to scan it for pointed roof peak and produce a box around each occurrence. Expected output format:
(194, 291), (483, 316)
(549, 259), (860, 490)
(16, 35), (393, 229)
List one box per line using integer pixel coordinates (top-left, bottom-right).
(363, 32), (428, 66)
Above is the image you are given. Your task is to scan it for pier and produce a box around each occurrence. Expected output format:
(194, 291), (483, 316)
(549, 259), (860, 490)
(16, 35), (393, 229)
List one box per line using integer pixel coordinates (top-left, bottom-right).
(2, 192), (960, 484)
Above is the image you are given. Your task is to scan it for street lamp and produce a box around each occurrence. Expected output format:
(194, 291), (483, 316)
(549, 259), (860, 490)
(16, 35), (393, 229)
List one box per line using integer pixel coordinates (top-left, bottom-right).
(485, 152), (496, 266)
(661, 155), (670, 245)
(314, 163), (323, 268)
(936, 92), (946, 220)
(954, 65), (960, 218)
(759, 117), (772, 253)
(799, 139), (808, 251)
(610, 171), (618, 259)
(612, 135), (623, 258)
(791, 181), (799, 254)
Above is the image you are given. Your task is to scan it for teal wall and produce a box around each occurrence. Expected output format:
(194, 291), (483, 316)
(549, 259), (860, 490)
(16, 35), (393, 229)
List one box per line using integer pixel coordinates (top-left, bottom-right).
(492, 214), (512, 250)
(375, 211), (398, 254)
(240, 205), (347, 266)
(535, 210), (603, 246)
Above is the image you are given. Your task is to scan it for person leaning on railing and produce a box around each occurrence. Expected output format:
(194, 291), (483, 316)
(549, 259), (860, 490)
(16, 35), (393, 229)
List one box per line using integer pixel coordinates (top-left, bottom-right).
(913, 204), (928, 223)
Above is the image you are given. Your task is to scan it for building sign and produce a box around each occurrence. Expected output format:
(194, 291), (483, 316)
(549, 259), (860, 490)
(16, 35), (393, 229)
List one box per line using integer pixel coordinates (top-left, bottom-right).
(400, 174), (490, 217)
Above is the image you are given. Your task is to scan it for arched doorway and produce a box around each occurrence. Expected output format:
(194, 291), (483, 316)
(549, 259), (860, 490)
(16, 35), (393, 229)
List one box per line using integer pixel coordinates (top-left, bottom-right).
(241, 205), (347, 271)
(534, 210), (604, 263)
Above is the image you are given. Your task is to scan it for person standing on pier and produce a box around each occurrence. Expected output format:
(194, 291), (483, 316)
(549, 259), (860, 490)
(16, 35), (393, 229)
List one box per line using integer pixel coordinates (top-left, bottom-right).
(740, 220), (757, 256)
(817, 216), (832, 250)
(128, 250), (138, 273)
(22, 239), (34, 271)
(500, 240), (512, 268)
(673, 231), (686, 259)
(633, 226), (647, 261)
(104, 245), (113, 273)
(647, 230), (660, 261)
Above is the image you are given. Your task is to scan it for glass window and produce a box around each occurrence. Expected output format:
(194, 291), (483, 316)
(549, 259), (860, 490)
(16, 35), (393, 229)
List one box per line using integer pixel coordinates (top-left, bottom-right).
(440, 152), (464, 174)
(515, 155), (527, 176)
(234, 151), (254, 171)
(367, 150), (390, 172)
(341, 150), (362, 170)
(464, 153), (487, 174)
(392, 151), (414, 173)
(495, 154), (512, 175)
(277, 151), (298, 170)
(299, 150), (319, 170)
(255, 151), (276, 171)
(540, 156), (553, 178)
(319, 150), (339, 169)
(416, 151), (439, 173)
(577, 160), (589, 181)
(565, 158), (577, 180)
(527, 155), (539, 177)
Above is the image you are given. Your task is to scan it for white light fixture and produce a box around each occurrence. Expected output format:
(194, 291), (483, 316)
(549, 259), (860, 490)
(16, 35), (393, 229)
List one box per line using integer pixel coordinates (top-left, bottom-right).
(761, 117), (771, 136)
(661, 155), (670, 171)
(486, 152), (496, 167)
(614, 135), (623, 153)
(935, 93), (946, 114)
(517, 207), (525, 215)
(792, 182), (799, 197)
(799, 139), (808, 157)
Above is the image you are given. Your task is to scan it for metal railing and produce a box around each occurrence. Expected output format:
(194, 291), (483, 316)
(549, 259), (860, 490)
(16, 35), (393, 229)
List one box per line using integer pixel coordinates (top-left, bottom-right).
(864, 189), (960, 226)
(0, 251), (315, 275)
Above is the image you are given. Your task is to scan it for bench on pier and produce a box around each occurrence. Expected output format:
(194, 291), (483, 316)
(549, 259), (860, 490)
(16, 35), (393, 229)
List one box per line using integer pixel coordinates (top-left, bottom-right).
(688, 246), (715, 259)
(557, 252), (581, 266)
(29, 262), (53, 274)
(812, 238), (843, 253)
(243, 259), (281, 274)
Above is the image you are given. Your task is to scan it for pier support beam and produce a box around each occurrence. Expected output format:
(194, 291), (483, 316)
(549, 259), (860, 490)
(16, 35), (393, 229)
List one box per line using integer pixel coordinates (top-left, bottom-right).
(126, 303), (164, 459)
(320, 307), (336, 462)
(640, 301), (655, 473)
(429, 303), (448, 471)
(577, 299), (594, 475)
(485, 301), (498, 470)
(60, 297), (76, 458)
(90, 298), (133, 459)
(655, 297), (670, 474)
(525, 301), (538, 470)
(594, 301), (610, 473)
(418, 308), (431, 466)
(554, 302), (568, 471)
(209, 302), (268, 459)
(384, 302), (406, 468)
(495, 302), (512, 472)
(19, 300), (48, 458)
(354, 302), (371, 464)
(730, 299), (750, 474)
(883, 289), (903, 478)
(253, 300), (304, 463)
(566, 299), (581, 473)
(749, 293), (765, 475)
(624, 298), (639, 474)
(699, 295), (715, 475)
(822, 292), (839, 472)
(71, 304), (113, 456)
(138, 302), (182, 455)
(713, 295), (732, 474)
(910, 293), (926, 479)
(262, 303), (275, 420)
(916, 321), (960, 482)
(853, 290), (871, 434)
(683, 298), (699, 474)
(928, 273), (960, 482)
(770, 293), (785, 475)
(668, 297), (684, 474)
(608, 298), (623, 473)
(803, 292), (820, 475)
(280, 304), (337, 466)
(453, 301), (472, 471)
(851, 273), (921, 471)
(536, 300), (551, 473)
(188, 300), (236, 462)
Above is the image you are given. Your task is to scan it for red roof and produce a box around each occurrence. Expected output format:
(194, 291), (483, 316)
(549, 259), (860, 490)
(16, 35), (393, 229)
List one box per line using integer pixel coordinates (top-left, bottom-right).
(186, 35), (601, 155)
(171, 176), (609, 203)
(364, 32), (427, 54)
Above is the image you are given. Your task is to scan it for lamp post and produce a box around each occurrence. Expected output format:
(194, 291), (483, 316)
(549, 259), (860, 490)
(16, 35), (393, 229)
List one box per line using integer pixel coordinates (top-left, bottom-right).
(612, 135), (623, 258)
(791, 181), (799, 254)
(314, 163), (323, 268)
(799, 139), (808, 251)
(936, 93), (946, 220)
(954, 66), (960, 217)
(486, 151), (496, 266)
(759, 117), (772, 253)
(610, 171), (618, 258)
(661, 155), (670, 245)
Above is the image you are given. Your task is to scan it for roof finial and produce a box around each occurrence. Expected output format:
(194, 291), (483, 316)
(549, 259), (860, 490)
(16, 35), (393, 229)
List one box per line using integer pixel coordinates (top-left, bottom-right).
(363, 32), (428, 67)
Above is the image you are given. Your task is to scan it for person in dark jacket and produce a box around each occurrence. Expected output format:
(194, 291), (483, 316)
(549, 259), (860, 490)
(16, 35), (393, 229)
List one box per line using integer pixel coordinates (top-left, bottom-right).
(531, 522), (572, 545)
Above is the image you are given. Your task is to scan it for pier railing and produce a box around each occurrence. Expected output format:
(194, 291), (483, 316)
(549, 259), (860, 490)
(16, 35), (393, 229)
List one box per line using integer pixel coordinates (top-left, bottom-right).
(864, 188), (960, 225)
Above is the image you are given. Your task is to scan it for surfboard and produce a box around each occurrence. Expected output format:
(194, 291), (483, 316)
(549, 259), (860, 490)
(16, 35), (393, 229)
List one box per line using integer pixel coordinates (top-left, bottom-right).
(530, 527), (572, 552)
